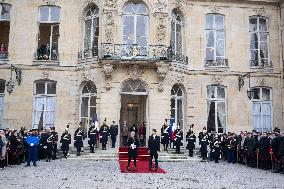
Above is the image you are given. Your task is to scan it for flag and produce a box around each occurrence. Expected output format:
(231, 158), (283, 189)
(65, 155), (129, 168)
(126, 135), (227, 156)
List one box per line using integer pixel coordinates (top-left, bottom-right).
(169, 117), (175, 141)
(92, 113), (99, 130)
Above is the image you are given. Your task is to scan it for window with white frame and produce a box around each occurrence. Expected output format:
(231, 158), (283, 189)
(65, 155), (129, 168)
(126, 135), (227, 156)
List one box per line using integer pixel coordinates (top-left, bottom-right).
(36, 6), (60, 61)
(249, 16), (270, 67)
(33, 81), (56, 129)
(80, 82), (97, 133)
(0, 3), (11, 60)
(171, 10), (183, 56)
(0, 79), (5, 129)
(207, 85), (227, 133)
(84, 5), (99, 57)
(122, 2), (149, 57)
(252, 87), (272, 132)
(205, 14), (226, 66)
(171, 85), (184, 131)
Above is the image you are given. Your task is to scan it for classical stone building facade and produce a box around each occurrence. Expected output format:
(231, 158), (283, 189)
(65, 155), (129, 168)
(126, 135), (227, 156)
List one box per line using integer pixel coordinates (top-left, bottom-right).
(0, 0), (283, 143)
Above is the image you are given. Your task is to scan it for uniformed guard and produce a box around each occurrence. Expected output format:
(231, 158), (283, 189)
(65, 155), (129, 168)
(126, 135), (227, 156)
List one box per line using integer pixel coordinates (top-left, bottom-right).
(148, 129), (160, 171)
(199, 128), (209, 161)
(109, 121), (118, 148)
(46, 128), (54, 162)
(50, 127), (58, 160)
(100, 120), (109, 150)
(88, 123), (98, 153)
(213, 135), (221, 163)
(60, 128), (71, 158)
(127, 131), (140, 171)
(186, 128), (196, 157)
(161, 120), (170, 152)
(25, 129), (40, 167)
(174, 123), (183, 154)
(74, 124), (85, 156)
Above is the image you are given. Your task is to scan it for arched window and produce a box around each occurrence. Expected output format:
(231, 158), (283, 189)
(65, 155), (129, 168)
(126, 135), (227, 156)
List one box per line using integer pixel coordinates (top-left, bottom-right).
(33, 80), (57, 129)
(36, 6), (60, 61)
(0, 3), (11, 60)
(80, 82), (97, 132)
(121, 79), (148, 95)
(171, 85), (184, 130)
(84, 5), (99, 57)
(122, 2), (149, 57)
(206, 85), (227, 133)
(0, 79), (5, 128)
(171, 10), (183, 56)
(252, 87), (272, 132)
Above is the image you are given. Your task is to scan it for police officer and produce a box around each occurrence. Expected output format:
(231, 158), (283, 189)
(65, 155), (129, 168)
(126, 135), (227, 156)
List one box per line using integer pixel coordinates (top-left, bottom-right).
(88, 123), (98, 153)
(60, 128), (71, 158)
(148, 129), (160, 171)
(161, 120), (170, 152)
(109, 121), (118, 148)
(25, 129), (40, 167)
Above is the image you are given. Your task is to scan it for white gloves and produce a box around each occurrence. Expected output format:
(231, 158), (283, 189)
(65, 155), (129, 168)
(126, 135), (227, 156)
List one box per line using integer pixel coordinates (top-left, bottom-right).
(30, 143), (34, 146)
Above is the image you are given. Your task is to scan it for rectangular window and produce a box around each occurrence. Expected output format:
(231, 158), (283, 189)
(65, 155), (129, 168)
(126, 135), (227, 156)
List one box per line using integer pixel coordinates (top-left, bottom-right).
(252, 88), (272, 132)
(205, 14), (226, 67)
(0, 3), (11, 60)
(249, 17), (270, 68)
(207, 85), (227, 133)
(33, 81), (56, 129)
(36, 6), (60, 61)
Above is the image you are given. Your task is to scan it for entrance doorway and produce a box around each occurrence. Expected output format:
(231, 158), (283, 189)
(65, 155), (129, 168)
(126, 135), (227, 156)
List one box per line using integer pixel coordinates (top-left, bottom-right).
(119, 79), (148, 146)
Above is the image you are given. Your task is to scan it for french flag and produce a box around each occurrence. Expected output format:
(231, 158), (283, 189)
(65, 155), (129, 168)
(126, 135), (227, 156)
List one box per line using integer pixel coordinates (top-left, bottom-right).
(169, 117), (176, 141)
(92, 113), (99, 130)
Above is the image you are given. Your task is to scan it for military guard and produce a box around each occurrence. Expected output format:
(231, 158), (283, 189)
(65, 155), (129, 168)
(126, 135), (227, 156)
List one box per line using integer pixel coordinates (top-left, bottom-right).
(74, 124), (85, 156)
(199, 128), (209, 161)
(109, 121), (118, 148)
(148, 129), (160, 171)
(186, 127), (196, 157)
(174, 123), (183, 154)
(88, 123), (98, 153)
(213, 135), (221, 163)
(100, 120), (109, 150)
(60, 128), (71, 158)
(161, 120), (170, 152)
(50, 127), (58, 160)
(46, 128), (54, 162)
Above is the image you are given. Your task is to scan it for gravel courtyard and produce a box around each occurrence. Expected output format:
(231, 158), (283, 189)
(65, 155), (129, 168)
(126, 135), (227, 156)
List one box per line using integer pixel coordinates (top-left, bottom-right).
(0, 159), (283, 189)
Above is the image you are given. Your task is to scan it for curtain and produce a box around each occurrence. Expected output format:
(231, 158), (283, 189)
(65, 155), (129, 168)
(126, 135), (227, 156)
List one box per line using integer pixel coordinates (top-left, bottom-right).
(217, 101), (226, 133)
(253, 103), (261, 131)
(34, 97), (45, 128)
(262, 103), (271, 131)
(0, 96), (3, 128)
(45, 97), (56, 128)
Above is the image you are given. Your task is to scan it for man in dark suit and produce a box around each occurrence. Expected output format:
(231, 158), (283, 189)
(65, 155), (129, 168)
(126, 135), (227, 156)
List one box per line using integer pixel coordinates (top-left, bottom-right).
(109, 121), (118, 148)
(148, 129), (160, 171)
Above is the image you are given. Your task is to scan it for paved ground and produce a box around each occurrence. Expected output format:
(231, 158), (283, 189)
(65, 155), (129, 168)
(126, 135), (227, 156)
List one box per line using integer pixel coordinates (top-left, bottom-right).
(0, 157), (283, 189)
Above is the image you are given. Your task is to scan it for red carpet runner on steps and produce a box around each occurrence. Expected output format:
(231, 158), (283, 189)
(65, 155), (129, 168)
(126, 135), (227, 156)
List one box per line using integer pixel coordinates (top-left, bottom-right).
(118, 147), (166, 173)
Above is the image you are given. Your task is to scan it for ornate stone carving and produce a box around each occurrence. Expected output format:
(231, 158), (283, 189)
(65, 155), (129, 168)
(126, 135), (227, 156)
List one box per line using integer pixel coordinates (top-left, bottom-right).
(104, 0), (117, 9)
(102, 64), (114, 90)
(172, 72), (184, 85)
(256, 78), (268, 87)
(104, 11), (115, 43)
(156, 14), (167, 44)
(127, 65), (143, 80)
(42, 0), (58, 5)
(155, 0), (167, 13)
(212, 76), (223, 86)
(252, 7), (270, 18)
(206, 5), (223, 15)
(42, 68), (49, 79)
(156, 63), (169, 92)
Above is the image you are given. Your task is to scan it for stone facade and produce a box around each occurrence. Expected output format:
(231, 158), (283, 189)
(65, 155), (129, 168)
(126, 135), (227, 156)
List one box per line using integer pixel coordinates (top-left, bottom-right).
(0, 0), (283, 142)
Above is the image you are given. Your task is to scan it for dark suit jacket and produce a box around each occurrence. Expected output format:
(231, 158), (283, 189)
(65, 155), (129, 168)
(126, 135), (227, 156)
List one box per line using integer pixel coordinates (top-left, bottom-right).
(148, 135), (160, 153)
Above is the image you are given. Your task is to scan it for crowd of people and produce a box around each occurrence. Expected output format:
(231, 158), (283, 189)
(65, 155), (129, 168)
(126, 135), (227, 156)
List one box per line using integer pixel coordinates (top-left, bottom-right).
(0, 119), (284, 175)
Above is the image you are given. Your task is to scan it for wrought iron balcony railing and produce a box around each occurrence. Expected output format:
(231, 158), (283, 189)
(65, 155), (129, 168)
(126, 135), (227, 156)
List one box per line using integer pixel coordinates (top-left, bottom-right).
(0, 51), (8, 60)
(101, 43), (188, 65)
(78, 48), (99, 60)
(35, 46), (59, 61)
(250, 59), (272, 68)
(204, 58), (228, 67)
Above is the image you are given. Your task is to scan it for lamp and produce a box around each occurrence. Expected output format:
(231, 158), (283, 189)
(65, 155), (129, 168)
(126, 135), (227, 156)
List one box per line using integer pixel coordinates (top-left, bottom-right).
(238, 73), (253, 100)
(6, 65), (22, 95)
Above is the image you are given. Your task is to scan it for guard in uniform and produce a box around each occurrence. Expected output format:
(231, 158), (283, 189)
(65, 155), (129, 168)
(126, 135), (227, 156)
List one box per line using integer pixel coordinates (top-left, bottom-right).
(50, 127), (58, 160)
(174, 124), (183, 154)
(109, 121), (118, 148)
(227, 133), (237, 164)
(213, 135), (221, 163)
(199, 128), (209, 161)
(88, 123), (98, 153)
(100, 121), (109, 150)
(127, 131), (140, 171)
(60, 128), (71, 158)
(148, 129), (160, 171)
(161, 120), (170, 151)
(74, 124), (85, 156)
(46, 128), (54, 162)
(186, 128), (196, 157)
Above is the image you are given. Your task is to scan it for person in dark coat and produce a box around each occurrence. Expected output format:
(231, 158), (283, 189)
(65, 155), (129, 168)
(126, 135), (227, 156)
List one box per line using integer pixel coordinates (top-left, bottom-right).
(88, 123), (98, 152)
(148, 129), (160, 171)
(138, 122), (146, 147)
(213, 135), (221, 163)
(258, 132), (271, 170)
(25, 129), (40, 167)
(130, 124), (138, 137)
(74, 124), (85, 156)
(9, 130), (21, 165)
(109, 121), (118, 148)
(46, 128), (54, 162)
(271, 132), (281, 172)
(99, 121), (109, 150)
(39, 128), (48, 160)
(186, 129), (196, 157)
(127, 131), (140, 171)
(50, 127), (58, 160)
(244, 132), (257, 168)
(174, 124), (183, 154)
(226, 133), (237, 164)
(161, 120), (170, 151)
(199, 128), (209, 161)
(277, 131), (284, 174)
(60, 129), (71, 158)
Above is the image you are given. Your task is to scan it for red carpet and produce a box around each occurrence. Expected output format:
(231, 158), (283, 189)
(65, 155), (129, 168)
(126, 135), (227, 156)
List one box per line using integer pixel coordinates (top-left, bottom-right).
(118, 147), (166, 174)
